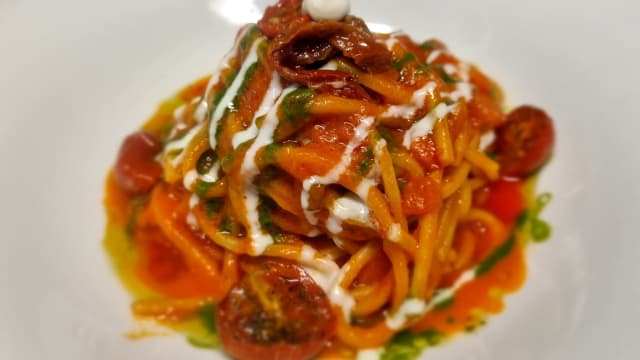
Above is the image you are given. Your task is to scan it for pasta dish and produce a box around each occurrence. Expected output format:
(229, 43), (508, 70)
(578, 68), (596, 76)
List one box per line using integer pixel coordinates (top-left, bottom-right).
(103, 0), (555, 358)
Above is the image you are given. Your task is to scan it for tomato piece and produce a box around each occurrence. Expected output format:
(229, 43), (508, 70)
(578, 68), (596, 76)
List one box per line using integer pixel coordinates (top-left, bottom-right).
(401, 176), (442, 215)
(491, 105), (555, 178)
(467, 92), (505, 130)
(409, 134), (440, 171)
(483, 180), (524, 225)
(114, 131), (162, 194)
(258, 0), (310, 38)
(216, 260), (335, 360)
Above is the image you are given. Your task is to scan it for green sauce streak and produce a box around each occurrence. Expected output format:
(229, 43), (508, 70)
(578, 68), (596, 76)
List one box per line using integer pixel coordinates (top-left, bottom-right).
(433, 296), (455, 311)
(185, 304), (219, 349)
(232, 62), (259, 109)
(263, 143), (281, 165)
(125, 195), (149, 235)
(381, 329), (443, 360)
(258, 197), (282, 240)
(475, 234), (516, 276)
(280, 88), (315, 124)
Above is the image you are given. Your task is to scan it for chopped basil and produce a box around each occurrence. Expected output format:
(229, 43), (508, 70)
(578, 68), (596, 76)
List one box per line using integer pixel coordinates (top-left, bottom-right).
(392, 53), (417, 71)
(204, 199), (223, 218)
(195, 181), (215, 198)
(475, 234), (516, 276)
(377, 126), (397, 148)
(435, 65), (458, 85)
(381, 329), (443, 360)
(219, 216), (233, 234)
(258, 197), (282, 238)
(357, 148), (375, 176)
(263, 143), (281, 165)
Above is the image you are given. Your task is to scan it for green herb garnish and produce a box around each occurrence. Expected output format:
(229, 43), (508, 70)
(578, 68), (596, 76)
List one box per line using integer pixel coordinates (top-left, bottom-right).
(392, 53), (417, 71)
(195, 181), (215, 198)
(357, 148), (375, 176)
(204, 199), (223, 218)
(435, 65), (458, 85)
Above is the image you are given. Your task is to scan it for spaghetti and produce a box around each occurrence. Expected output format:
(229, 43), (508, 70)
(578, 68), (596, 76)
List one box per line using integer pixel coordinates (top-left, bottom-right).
(103, 0), (555, 359)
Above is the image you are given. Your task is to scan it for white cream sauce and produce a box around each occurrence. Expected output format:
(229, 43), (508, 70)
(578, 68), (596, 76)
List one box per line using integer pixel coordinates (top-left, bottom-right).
(239, 86), (296, 255)
(232, 73), (283, 149)
(402, 102), (458, 148)
(208, 38), (263, 150)
(302, 0), (350, 21)
(298, 245), (355, 319)
(382, 81), (437, 119)
(300, 116), (375, 225)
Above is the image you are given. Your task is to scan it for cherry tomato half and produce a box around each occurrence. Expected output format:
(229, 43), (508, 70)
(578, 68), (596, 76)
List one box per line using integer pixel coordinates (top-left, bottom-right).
(491, 105), (555, 178)
(216, 260), (335, 360)
(114, 131), (162, 195)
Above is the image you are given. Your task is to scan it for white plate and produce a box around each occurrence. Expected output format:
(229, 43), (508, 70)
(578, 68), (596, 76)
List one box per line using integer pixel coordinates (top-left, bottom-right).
(1, 0), (639, 359)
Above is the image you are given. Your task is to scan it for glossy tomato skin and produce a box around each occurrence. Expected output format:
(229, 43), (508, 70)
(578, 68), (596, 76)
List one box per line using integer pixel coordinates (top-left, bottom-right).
(216, 261), (335, 360)
(483, 179), (524, 225)
(402, 176), (442, 215)
(491, 105), (555, 178)
(114, 131), (163, 195)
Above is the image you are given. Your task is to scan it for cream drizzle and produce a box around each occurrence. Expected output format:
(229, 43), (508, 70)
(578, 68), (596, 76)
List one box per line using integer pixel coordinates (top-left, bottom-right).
(239, 86), (295, 255)
(186, 193), (201, 230)
(199, 25), (254, 121)
(209, 38), (263, 150)
(426, 49), (443, 64)
(298, 245), (355, 319)
(381, 81), (437, 119)
(162, 26), (255, 168)
(402, 102), (458, 148)
(384, 268), (477, 330)
(300, 116), (375, 225)
(232, 73), (282, 149)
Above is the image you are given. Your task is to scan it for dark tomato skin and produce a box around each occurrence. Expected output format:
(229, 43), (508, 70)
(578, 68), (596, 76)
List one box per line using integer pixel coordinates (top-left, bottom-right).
(216, 260), (335, 360)
(483, 180), (524, 225)
(114, 131), (163, 195)
(491, 105), (555, 178)
(402, 176), (442, 215)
